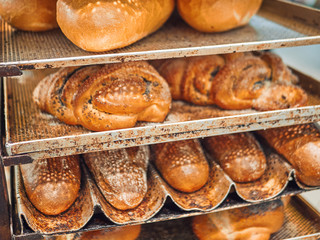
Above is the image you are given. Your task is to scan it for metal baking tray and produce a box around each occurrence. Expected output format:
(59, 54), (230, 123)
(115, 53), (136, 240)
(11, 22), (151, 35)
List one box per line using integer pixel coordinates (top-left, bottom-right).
(13, 143), (320, 235)
(2, 68), (320, 165)
(1, 0), (320, 74)
(12, 194), (320, 239)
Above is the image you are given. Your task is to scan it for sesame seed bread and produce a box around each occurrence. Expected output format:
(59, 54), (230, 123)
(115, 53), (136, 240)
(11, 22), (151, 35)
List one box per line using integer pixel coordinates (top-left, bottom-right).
(258, 124), (320, 186)
(152, 52), (307, 111)
(20, 155), (81, 215)
(32, 61), (172, 131)
(151, 139), (209, 193)
(83, 146), (149, 210)
(203, 132), (267, 183)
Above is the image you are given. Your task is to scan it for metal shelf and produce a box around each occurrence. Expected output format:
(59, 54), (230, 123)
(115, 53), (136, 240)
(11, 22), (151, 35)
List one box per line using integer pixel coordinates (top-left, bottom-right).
(1, 0), (320, 74)
(12, 188), (320, 240)
(2, 69), (320, 165)
(0, 1), (319, 239)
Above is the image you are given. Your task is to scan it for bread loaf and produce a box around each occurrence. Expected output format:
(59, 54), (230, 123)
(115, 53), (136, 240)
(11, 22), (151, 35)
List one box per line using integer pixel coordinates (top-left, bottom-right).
(20, 155), (81, 215)
(177, 0), (263, 33)
(56, 0), (175, 52)
(83, 146), (149, 210)
(151, 139), (209, 192)
(192, 199), (285, 240)
(258, 124), (320, 186)
(33, 61), (171, 131)
(0, 0), (58, 31)
(152, 52), (307, 110)
(79, 225), (141, 240)
(203, 132), (267, 182)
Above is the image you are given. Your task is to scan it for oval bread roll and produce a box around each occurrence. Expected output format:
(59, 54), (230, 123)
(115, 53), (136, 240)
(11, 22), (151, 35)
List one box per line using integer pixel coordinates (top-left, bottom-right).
(203, 132), (267, 182)
(84, 146), (149, 210)
(177, 0), (263, 33)
(20, 156), (81, 215)
(0, 0), (58, 31)
(56, 0), (175, 52)
(258, 124), (320, 186)
(151, 139), (209, 193)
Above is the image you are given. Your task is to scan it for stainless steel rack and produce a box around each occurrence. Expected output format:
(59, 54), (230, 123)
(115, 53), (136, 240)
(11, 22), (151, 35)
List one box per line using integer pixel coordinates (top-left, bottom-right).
(12, 188), (319, 240)
(1, 0), (320, 239)
(2, 69), (320, 165)
(0, 0), (320, 73)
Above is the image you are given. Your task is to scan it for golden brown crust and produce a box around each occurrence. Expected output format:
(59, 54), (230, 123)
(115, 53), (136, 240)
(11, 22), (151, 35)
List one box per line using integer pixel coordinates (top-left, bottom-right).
(154, 52), (307, 111)
(43, 66), (102, 125)
(83, 146), (149, 210)
(177, 0), (263, 33)
(79, 225), (141, 240)
(151, 139), (209, 192)
(20, 155), (81, 215)
(33, 61), (171, 131)
(73, 61), (171, 131)
(152, 55), (225, 105)
(193, 200), (284, 240)
(0, 0), (58, 31)
(56, 0), (175, 52)
(211, 55), (271, 110)
(203, 132), (267, 182)
(258, 124), (320, 186)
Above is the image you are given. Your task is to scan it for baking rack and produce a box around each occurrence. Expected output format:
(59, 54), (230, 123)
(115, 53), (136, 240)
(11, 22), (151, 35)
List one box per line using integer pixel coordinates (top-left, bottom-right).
(1, 0), (320, 239)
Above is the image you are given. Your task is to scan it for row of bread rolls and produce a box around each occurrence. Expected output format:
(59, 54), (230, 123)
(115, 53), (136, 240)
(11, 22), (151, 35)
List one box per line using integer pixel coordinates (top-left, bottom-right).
(54, 198), (285, 240)
(0, 0), (262, 52)
(20, 123), (320, 216)
(33, 52), (307, 132)
(54, 199), (285, 240)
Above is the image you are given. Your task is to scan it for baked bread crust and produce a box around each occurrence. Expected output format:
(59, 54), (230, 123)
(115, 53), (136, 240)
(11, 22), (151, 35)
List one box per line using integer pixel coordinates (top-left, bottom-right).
(57, 0), (175, 52)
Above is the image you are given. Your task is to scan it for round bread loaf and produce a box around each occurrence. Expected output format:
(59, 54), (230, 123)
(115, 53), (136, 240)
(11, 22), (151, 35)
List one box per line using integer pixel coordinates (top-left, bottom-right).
(56, 0), (175, 52)
(0, 0), (58, 31)
(177, 0), (263, 32)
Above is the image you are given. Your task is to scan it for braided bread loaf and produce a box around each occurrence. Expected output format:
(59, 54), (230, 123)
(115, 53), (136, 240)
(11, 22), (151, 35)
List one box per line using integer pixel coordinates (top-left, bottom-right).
(152, 52), (307, 110)
(33, 61), (171, 131)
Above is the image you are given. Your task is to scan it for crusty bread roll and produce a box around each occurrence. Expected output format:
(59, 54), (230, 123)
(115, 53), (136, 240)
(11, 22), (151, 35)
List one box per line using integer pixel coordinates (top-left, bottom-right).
(177, 0), (263, 32)
(20, 156), (81, 215)
(33, 61), (172, 131)
(56, 0), (175, 52)
(203, 132), (267, 182)
(152, 52), (307, 110)
(258, 124), (320, 186)
(151, 139), (209, 192)
(79, 225), (141, 240)
(83, 146), (149, 210)
(193, 200), (285, 240)
(0, 0), (58, 31)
